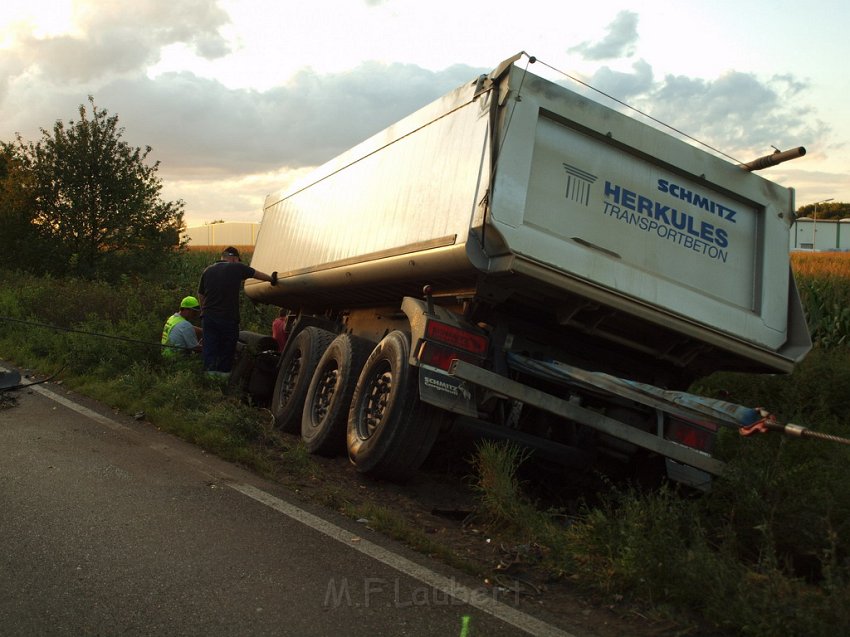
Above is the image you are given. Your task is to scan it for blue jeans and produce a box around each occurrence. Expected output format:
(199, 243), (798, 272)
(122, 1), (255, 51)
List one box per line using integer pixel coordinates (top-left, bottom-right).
(202, 315), (239, 372)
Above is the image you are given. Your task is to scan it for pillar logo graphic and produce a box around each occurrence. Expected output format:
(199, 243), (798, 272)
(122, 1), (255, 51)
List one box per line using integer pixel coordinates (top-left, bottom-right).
(562, 163), (597, 206)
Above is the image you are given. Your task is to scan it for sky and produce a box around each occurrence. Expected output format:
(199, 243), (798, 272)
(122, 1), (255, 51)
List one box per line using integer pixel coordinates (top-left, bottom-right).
(1, 0), (848, 227)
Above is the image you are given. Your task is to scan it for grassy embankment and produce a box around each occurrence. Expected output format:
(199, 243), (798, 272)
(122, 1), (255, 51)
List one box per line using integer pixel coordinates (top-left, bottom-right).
(1, 249), (849, 636)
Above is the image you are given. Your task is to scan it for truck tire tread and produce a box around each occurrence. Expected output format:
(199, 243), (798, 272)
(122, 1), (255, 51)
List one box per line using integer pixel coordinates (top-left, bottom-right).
(302, 334), (372, 456)
(271, 326), (334, 433)
(347, 331), (445, 481)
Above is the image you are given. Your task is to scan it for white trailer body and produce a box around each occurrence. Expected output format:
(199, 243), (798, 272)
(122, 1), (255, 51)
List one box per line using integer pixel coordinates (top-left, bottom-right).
(243, 56), (811, 485)
(248, 59), (809, 379)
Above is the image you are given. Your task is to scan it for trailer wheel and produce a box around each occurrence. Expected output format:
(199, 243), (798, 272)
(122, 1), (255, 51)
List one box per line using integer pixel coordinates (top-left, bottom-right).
(226, 341), (253, 398)
(271, 327), (334, 433)
(227, 331), (279, 399)
(347, 330), (445, 481)
(302, 334), (372, 456)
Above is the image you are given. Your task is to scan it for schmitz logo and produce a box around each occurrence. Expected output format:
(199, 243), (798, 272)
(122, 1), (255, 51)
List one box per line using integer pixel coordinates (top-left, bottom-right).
(424, 375), (471, 401)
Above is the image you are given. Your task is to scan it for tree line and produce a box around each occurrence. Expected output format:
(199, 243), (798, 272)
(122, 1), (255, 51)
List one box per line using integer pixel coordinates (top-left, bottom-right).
(797, 200), (850, 220)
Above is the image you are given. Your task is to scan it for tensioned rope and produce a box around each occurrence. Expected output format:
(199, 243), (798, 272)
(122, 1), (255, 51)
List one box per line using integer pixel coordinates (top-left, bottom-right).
(515, 51), (743, 165)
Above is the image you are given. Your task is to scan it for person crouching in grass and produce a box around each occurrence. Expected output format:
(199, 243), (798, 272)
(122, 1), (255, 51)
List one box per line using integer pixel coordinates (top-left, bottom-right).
(162, 295), (203, 358)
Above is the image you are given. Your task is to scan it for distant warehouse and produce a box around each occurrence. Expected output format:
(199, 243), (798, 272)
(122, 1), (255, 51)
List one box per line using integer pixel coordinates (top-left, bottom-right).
(790, 218), (850, 251)
(183, 222), (260, 249)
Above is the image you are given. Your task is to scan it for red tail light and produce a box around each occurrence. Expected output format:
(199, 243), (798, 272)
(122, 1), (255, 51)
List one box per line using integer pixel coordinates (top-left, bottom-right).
(665, 417), (718, 453)
(419, 343), (462, 371)
(417, 320), (488, 371)
(425, 321), (488, 355)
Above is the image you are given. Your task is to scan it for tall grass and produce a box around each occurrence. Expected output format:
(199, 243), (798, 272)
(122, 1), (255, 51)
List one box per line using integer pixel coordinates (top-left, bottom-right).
(472, 432), (849, 636)
(791, 251), (850, 279)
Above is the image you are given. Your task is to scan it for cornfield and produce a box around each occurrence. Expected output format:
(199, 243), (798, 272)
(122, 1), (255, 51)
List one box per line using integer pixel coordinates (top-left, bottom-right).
(792, 252), (850, 348)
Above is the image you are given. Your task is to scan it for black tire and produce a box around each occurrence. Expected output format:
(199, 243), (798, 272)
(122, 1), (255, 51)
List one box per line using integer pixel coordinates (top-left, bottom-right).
(226, 341), (253, 398)
(302, 334), (372, 456)
(271, 327), (334, 433)
(227, 332), (278, 399)
(347, 330), (446, 481)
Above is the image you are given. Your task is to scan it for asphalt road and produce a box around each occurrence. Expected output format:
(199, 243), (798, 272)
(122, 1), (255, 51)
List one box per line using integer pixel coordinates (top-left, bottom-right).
(0, 367), (580, 637)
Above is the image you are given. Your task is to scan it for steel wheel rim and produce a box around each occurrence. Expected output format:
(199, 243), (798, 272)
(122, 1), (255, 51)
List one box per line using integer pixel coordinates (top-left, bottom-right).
(311, 364), (339, 426)
(358, 361), (392, 440)
(278, 351), (302, 404)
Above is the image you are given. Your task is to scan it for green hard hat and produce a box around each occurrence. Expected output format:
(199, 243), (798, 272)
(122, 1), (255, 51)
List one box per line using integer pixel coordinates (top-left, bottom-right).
(180, 296), (201, 310)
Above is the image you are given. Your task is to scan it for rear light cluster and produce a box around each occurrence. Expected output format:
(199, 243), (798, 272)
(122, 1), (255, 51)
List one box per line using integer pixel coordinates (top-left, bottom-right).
(665, 416), (718, 453)
(425, 321), (488, 354)
(418, 320), (488, 371)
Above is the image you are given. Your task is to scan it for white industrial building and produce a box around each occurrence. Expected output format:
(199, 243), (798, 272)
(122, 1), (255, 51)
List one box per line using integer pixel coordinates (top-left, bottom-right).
(183, 222), (260, 247)
(789, 217), (850, 251)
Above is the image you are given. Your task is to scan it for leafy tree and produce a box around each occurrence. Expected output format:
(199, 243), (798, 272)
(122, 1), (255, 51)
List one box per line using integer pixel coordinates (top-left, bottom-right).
(0, 143), (44, 272)
(797, 201), (850, 221)
(9, 97), (185, 279)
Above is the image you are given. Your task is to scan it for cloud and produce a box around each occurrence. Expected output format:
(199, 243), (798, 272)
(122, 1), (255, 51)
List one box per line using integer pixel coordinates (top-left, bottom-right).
(0, 49), (27, 103)
(0, 0), (834, 219)
(643, 71), (829, 160)
(5, 49), (826, 194)
(588, 59), (653, 98)
(2, 61), (483, 182)
(568, 61), (829, 164)
(570, 11), (639, 61)
(78, 0), (232, 59)
(2, 0), (230, 83)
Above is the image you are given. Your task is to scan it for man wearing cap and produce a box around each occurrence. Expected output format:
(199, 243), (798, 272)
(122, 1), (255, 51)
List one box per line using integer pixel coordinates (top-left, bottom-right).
(197, 246), (278, 375)
(161, 296), (203, 358)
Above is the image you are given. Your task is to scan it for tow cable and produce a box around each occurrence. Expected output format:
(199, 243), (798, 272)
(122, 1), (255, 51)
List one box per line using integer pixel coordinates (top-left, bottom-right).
(0, 365), (65, 393)
(0, 315), (172, 349)
(740, 409), (850, 445)
(0, 315), (193, 393)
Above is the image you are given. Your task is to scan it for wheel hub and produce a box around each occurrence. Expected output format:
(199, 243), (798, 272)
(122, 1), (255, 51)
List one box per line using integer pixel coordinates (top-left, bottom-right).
(361, 368), (392, 439)
(311, 366), (339, 424)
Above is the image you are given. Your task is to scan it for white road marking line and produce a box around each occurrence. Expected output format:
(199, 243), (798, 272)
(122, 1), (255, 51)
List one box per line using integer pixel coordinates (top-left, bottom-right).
(231, 482), (575, 637)
(21, 381), (221, 475)
(26, 382), (128, 430)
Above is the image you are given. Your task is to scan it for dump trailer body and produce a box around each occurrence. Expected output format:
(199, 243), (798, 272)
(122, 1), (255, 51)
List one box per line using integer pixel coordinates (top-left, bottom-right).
(248, 77), (490, 309)
(247, 58), (810, 381)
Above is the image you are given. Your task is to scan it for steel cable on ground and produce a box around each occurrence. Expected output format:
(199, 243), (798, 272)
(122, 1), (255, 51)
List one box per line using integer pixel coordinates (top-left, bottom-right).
(0, 364), (65, 393)
(0, 315), (179, 352)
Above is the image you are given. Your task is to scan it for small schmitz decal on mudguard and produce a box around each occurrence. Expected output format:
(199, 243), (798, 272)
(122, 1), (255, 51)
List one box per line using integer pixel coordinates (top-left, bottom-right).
(418, 367), (477, 417)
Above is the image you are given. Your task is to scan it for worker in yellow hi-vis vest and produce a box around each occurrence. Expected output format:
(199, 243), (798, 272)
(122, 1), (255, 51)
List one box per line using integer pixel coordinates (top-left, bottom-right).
(161, 296), (203, 358)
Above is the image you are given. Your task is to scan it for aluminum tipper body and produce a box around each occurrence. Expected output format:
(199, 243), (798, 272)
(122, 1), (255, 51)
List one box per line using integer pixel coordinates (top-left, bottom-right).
(243, 55), (811, 487)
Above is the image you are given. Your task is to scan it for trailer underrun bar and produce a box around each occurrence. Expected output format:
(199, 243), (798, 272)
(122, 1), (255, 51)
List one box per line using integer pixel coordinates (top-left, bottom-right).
(448, 358), (726, 476)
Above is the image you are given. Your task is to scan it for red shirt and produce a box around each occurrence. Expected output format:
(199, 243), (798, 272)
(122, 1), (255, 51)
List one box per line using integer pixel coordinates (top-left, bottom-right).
(272, 317), (290, 352)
